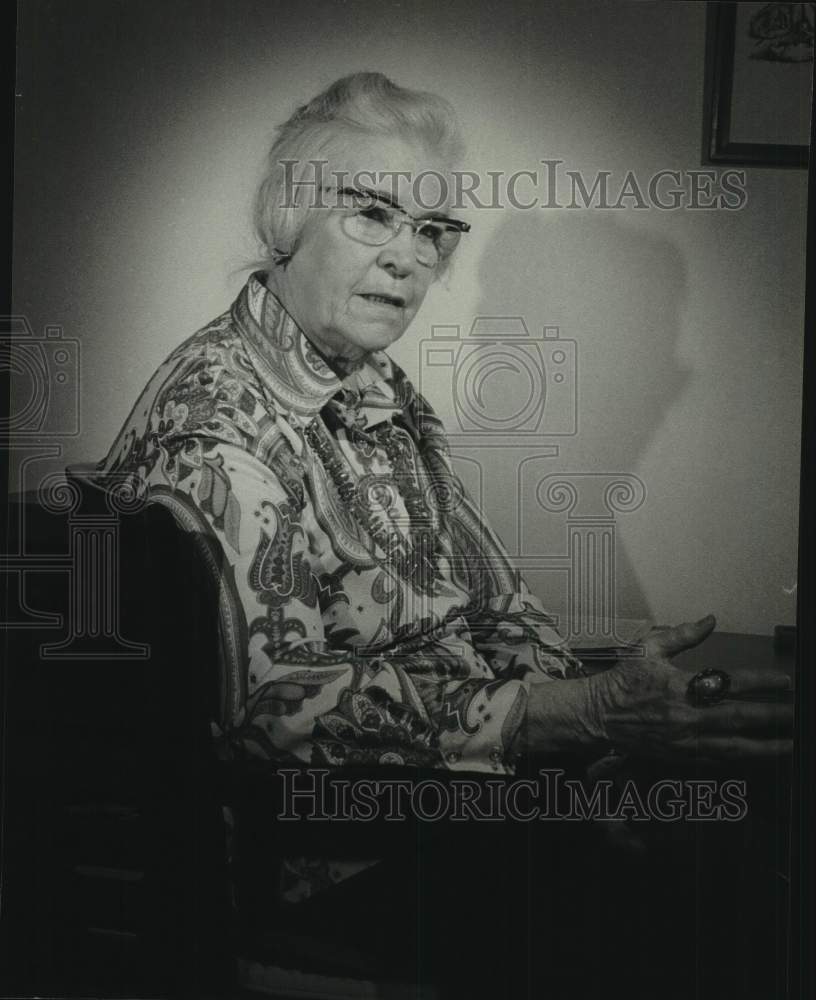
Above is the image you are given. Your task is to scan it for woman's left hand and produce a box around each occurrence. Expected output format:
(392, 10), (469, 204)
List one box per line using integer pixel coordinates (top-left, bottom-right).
(584, 615), (794, 761)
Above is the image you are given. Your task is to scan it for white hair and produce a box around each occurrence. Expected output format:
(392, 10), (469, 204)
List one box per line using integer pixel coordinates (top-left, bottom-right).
(253, 72), (465, 268)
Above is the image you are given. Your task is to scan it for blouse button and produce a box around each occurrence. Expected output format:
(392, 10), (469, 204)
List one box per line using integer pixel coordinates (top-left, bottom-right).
(445, 751), (461, 764)
(488, 747), (504, 764)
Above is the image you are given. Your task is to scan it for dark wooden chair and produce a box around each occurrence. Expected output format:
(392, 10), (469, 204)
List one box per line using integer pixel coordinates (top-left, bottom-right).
(1, 477), (234, 996)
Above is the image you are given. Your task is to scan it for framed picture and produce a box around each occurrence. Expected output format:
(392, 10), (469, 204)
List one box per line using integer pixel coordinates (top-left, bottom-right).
(704, 2), (813, 167)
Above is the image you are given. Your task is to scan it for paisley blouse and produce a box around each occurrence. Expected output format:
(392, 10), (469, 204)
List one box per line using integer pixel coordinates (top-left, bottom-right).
(100, 273), (582, 779)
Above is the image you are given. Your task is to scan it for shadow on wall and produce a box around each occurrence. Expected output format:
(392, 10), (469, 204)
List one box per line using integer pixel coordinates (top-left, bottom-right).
(463, 207), (691, 629)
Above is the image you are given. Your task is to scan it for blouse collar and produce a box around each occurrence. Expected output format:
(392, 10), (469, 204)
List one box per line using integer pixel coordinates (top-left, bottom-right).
(231, 272), (397, 426)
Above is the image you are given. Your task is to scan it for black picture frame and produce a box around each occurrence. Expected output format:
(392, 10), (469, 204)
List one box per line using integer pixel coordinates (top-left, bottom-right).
(703, 2), (813, 168)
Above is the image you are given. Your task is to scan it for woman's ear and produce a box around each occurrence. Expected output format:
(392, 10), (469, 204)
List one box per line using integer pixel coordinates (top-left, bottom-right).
(271, 248), (293, 266)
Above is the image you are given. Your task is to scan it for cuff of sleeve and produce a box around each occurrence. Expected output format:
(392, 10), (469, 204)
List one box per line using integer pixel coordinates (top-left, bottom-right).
(438, 677), (529, 775)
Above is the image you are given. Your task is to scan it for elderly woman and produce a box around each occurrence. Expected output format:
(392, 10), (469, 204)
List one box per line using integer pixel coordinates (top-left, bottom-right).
(100, 73), (791, 997)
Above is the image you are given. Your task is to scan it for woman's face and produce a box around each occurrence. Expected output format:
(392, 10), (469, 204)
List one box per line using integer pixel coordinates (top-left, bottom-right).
(269, 135), (455, 366)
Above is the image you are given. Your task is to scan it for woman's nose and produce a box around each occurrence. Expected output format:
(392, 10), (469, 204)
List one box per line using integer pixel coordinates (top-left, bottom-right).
(376, 225), (418, 276)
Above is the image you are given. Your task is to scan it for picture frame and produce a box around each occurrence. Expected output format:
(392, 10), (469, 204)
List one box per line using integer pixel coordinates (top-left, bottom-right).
(703, 2), (813, 168)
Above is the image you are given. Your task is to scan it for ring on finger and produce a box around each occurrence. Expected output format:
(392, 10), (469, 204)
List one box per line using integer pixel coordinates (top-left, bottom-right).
(686, 668), (731, 707)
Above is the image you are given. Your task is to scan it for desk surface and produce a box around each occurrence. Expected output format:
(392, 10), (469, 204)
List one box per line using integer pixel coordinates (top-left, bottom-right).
(672, 630), (795, 679)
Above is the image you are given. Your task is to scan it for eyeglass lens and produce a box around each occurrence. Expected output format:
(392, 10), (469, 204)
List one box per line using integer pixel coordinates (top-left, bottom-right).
(340, 199), (461, 264)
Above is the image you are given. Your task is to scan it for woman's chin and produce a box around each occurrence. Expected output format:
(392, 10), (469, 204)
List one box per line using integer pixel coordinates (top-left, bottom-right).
(342, 321), (406, 356)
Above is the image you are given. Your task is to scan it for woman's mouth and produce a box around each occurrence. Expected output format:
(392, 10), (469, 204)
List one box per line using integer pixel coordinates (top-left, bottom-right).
(358, 293), (406, 309)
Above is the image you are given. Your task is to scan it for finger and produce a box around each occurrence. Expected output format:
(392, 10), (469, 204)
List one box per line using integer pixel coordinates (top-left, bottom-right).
(689, 737), (794, 760)
(729, 668), (794, 697)
(644, 614), (716, 658)
(696, 700), (794, 735)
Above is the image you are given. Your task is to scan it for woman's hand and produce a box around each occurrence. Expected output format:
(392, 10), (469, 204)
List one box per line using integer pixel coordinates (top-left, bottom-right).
(584, 614), (794, 760)
(517, 614), (793, 760)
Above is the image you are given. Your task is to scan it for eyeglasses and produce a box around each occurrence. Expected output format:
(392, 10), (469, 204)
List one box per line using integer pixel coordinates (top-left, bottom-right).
(330, 186), (470, 267)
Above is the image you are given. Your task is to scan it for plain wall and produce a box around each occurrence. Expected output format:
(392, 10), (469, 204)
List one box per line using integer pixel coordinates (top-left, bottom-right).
(12, 0), (808, 634)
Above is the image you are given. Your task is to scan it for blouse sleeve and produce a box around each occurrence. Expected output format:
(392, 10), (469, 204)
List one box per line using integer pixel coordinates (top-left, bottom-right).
(139, 433), (540, 775)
